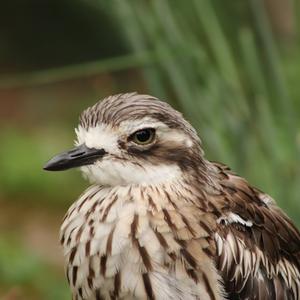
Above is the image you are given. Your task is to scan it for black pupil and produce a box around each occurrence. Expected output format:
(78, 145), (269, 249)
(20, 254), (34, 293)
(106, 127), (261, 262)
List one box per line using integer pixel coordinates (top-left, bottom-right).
(136, 130), (151, 142)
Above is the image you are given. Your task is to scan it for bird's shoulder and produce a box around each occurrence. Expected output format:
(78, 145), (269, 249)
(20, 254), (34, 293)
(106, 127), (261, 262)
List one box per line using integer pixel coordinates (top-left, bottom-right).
(211, 161), (300, 299)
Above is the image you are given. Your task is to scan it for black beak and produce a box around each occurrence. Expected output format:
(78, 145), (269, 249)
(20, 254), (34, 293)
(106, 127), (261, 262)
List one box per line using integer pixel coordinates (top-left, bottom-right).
(43, 144), (106, 171)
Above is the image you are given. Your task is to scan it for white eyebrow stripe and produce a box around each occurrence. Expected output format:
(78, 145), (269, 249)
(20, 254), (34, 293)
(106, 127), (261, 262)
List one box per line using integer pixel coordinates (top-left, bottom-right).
(119, 118), (168, 134)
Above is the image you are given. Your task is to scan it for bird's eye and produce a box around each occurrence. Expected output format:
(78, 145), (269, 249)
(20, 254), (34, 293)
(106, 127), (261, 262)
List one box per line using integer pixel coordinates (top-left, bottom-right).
(131, 128), (155, 145)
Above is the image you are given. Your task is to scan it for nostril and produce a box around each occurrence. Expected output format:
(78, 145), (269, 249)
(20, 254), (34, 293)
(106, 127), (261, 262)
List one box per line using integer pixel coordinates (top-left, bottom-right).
(70, 151), (85, 158)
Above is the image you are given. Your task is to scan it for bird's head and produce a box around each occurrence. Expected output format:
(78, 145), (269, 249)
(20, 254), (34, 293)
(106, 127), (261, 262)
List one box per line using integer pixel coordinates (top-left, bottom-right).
(44, 93), (207, 186)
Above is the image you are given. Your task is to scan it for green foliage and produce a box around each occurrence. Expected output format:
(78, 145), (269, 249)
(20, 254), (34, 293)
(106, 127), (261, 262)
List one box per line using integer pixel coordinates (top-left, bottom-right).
(0, 236), (69, 300)
(0, 127), (85, 206)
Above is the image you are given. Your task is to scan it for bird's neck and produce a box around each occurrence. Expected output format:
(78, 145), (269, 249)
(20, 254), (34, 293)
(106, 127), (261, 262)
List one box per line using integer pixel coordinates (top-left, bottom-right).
(64, 169), (220, 227)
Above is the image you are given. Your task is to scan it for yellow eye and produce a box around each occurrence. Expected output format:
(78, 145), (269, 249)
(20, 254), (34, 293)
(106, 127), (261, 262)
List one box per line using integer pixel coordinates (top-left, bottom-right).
(132, 128), (155, 145)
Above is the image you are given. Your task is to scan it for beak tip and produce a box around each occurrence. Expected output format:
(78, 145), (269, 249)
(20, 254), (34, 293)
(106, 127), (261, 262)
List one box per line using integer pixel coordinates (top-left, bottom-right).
(43, 162), (55, 171)
(43, 158), (63, 171)
(43, 164), (51, 171)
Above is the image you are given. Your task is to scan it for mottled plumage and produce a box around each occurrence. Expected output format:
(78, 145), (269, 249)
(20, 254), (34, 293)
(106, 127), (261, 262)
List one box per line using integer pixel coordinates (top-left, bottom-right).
(44, 92), (300, 300)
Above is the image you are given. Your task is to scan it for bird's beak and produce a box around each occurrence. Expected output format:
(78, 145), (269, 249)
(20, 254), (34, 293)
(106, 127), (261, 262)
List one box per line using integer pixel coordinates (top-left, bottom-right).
(43, 144), (106, 171)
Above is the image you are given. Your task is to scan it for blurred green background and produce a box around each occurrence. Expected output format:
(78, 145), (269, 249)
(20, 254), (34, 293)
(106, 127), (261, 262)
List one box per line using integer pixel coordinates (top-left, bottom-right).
(0, 0), (300, 299)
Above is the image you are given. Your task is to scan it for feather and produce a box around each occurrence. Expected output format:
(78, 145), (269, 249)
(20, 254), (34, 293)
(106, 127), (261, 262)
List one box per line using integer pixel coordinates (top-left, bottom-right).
(214, 162), (300, 299)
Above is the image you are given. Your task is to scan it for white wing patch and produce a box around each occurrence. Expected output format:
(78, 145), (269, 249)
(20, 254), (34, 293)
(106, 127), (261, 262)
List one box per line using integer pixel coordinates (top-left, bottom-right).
(217, 212), (253, 227)
(215, 229), (300, 298)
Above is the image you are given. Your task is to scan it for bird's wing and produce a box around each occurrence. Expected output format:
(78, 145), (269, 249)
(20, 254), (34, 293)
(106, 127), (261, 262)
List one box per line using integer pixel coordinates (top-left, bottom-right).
(212, 162), (300, 300)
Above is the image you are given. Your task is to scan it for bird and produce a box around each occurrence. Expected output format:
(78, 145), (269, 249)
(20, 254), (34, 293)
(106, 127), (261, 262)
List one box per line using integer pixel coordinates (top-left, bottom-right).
(44, 92), (300, 300)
